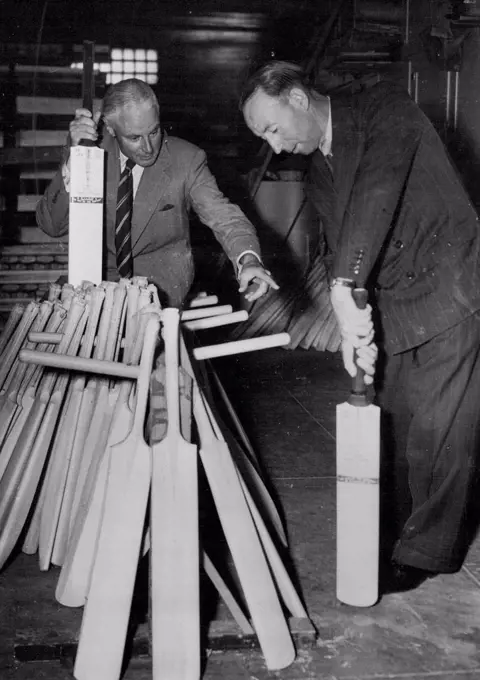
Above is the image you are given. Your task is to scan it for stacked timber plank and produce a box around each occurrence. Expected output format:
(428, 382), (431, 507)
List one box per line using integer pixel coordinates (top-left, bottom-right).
(0, 244), (68, 310)
(0, 46), (107, 320)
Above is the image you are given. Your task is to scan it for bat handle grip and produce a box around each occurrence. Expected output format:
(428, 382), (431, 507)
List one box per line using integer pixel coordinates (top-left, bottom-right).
(80, 40), (96, 148)
(350, 287), (369, 406)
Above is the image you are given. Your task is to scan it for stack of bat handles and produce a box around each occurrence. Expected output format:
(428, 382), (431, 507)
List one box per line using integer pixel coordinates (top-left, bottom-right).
(0, 278), (310, 680)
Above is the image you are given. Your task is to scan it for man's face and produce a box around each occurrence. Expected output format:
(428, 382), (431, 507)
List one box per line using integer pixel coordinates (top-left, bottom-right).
(242, 87), (322, 156)
(108, 100), (163, 167)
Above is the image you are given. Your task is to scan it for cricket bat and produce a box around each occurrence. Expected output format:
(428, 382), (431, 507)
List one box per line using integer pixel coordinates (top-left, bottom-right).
(0, 304), (24, 358)
(336, 288), (380, 607)
(192, 379), (295, 671)
(150, 308), (200, 680)
(68, 40), (104, 287)
(74, 316), (159, 680)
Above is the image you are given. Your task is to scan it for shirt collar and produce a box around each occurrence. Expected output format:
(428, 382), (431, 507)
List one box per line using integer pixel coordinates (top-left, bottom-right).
(119, 150), (130, 171)
(319, 96), (332, 157)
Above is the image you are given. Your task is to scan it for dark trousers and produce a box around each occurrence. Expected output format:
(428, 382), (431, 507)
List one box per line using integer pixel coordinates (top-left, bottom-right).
(377, 312), (480, 573)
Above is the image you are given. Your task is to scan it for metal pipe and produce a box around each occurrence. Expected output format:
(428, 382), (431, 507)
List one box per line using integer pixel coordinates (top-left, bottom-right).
(413, 71), (419, 104)
(446, 70), (452, 127)
(454, 70), (460, 131)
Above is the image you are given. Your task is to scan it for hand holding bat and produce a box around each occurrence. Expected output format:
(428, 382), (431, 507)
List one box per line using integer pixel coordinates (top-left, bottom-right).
(330, 284), (376, 384)
(69, 109), (102, 147)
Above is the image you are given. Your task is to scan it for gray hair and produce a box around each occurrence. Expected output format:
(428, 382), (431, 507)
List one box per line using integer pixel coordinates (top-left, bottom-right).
(239, 61), (312, 110)
(102, 78), (159, 125)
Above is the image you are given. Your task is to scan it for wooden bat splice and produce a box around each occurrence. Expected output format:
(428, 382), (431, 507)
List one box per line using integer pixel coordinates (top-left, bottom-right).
(150, 308), (200, 680)
(19, 331), (291, 378)
(180, 304), (232, 321)
(74, 317), (159, 680)
(182, 310), (248, 331)
(192, 332), (290, 360)
(187, 294), (218, 308)
(336, 288), (380, 608)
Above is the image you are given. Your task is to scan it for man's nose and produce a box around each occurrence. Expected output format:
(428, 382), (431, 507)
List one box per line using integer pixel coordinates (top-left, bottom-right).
(142, 136), (153, 154)
(265, 133), (282, 155)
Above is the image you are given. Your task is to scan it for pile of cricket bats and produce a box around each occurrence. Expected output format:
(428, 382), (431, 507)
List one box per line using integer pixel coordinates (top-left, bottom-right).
(0, 279), (311, 679)
(0, 277), (158, 577)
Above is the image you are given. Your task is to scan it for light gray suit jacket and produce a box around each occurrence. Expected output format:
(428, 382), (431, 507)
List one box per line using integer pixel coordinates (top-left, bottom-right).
(36, 131), (262, 306)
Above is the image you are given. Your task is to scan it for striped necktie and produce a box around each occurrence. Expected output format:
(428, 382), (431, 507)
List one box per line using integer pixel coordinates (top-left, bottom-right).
(115, 158), (135, 278)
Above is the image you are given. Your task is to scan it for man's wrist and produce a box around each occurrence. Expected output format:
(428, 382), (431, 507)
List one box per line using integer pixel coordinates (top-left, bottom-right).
(237, 252), (263, 277)
(329, 276), (355, 291)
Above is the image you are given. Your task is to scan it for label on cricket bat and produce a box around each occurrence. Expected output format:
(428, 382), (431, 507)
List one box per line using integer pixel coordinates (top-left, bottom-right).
(68, 146), (104, 287)
(69, 146), (104, 202)
(336, 403), (380, 481)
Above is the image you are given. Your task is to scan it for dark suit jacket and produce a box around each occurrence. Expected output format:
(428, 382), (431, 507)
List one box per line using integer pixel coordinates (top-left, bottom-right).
(36, 131), (262, 306)
(307, 81), (480, 354)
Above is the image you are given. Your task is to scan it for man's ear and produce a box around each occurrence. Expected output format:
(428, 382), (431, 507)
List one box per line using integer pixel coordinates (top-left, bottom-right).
(287, 87), (309, 111)
(103, 118), (116, 138)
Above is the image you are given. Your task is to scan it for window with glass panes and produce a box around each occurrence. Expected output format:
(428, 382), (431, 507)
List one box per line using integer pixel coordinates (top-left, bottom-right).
(71, 48), (158, 85)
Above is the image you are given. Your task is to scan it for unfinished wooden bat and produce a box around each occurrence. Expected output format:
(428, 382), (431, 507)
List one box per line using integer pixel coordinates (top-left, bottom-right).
(66, 281), (121, 534)
(0, 305), (67, 484)
(0, 301), (39, 392)
(150, 308), (200, 680)
(74, 316), (159, 680)
(0, 303), (24, 357)
(0, 296), (86, 570)
(49, 285), (106, 566)
(144, 363), (253, 638)
(55, 286), (149, 606)
(38, 286), (105, 570)
(182, 343), (287, 547)
(192, 381), (295, 671)
(0, 301), (53, 449)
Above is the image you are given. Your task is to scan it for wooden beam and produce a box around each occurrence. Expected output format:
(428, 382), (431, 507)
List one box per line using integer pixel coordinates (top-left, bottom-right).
(0, 131), (67, 148)
(0, 147), (62, 165)
(17, 96), (103, 116)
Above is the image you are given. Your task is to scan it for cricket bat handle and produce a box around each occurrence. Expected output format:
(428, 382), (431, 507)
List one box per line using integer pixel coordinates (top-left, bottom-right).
(351, 288), (369, 404)
(81, 40), (96, 147)
(19, 333), (290, 378)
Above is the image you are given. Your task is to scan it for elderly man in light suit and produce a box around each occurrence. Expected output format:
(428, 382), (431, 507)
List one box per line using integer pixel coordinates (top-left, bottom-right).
(36, 78), (278, 306)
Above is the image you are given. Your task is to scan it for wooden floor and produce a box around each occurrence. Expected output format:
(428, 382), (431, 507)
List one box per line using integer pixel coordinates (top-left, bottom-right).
(2, 345), (480, 679)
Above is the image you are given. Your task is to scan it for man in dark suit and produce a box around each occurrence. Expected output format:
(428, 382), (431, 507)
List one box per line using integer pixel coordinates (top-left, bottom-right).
(241, 61), (480, 594)
(37, 78), (278, 306)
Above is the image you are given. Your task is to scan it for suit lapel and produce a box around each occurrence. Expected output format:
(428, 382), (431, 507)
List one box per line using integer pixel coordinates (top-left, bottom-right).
(131, 136), (172, 255)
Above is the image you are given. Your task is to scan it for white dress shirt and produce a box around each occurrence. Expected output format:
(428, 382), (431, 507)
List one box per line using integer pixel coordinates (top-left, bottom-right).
(319, 97), (333, 157)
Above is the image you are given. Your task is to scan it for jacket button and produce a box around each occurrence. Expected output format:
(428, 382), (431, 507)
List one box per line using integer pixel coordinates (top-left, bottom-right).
(394, 240), (404, 249)
(406, 271), (415, 280)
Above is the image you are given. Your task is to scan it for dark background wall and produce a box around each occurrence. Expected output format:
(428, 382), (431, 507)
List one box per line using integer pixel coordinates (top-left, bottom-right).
(2, 0), (480, 299)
